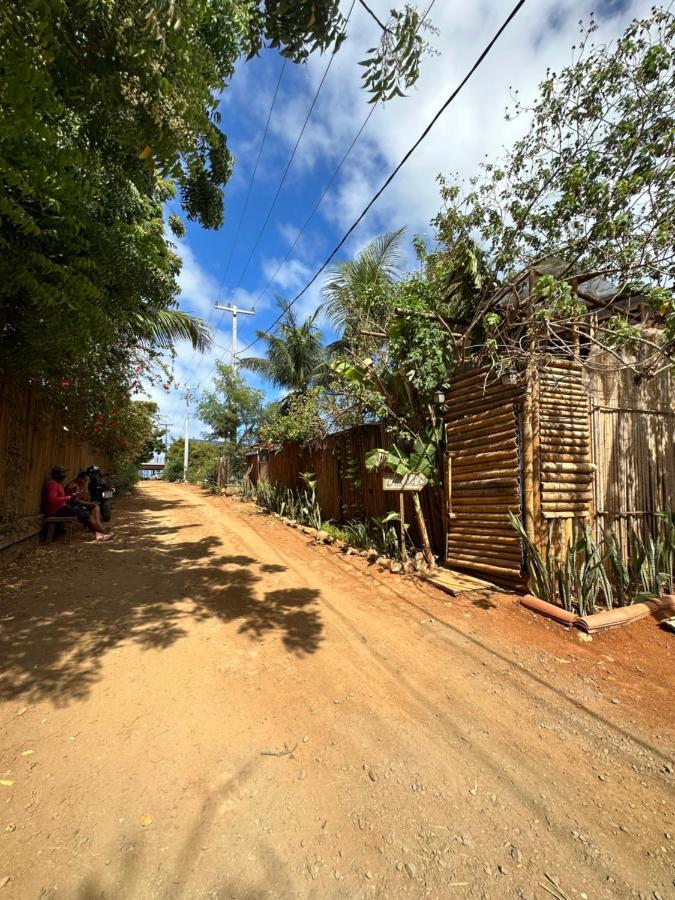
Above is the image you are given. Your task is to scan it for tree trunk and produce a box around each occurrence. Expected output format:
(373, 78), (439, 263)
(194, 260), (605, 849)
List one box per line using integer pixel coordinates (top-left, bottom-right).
(412, 491), (434, 568)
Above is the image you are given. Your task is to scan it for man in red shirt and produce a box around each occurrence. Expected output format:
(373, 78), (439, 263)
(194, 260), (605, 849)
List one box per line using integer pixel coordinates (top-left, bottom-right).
(43, 465), (113, 542)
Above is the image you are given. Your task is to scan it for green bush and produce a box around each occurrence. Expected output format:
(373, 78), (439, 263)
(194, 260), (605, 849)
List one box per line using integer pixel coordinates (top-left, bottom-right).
(164, 439), (221, 485)
(109, 460), (139, 496)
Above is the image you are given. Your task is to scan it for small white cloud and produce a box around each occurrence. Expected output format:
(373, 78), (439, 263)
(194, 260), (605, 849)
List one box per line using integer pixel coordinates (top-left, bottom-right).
(261, 256), (312, 293)
(173, 238), (219, 320)
(278, 221), (301, 247)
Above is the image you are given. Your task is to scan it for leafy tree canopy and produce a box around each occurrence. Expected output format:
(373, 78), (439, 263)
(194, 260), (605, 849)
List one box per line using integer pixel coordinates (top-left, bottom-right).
(198, 362), (265, 444)
(0, 0), (432, 463)
(197, 362), (266, 479)
(165, 438), (220, 484)
(432, 7), (675, 373)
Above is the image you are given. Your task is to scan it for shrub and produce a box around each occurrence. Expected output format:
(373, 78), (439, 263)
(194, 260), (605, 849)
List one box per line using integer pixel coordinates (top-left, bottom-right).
(109, 460), (139, 496)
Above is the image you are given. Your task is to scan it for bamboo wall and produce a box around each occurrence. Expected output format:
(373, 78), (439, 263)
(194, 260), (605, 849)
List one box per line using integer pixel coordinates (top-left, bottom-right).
(585, 351), (675, 549)
(532, 360), (594, 559)
(0, 380), (110, 555)
(442, 362), (593, 583)
(265, 424), (445, 554)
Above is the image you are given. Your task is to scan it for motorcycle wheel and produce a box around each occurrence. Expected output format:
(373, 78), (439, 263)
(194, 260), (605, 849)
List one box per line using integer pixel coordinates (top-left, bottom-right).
(101, 501), (111, 523)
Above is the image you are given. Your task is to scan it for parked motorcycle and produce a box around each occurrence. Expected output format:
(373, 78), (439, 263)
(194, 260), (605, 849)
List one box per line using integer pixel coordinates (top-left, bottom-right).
(86, 466), (115, 522)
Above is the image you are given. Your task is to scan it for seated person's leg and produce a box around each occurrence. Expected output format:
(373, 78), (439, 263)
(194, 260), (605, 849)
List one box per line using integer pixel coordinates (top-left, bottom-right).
(76, 506), (113, 541)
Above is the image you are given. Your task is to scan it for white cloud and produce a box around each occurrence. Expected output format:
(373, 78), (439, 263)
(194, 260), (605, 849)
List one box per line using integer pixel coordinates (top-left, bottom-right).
(173, 237), (219, 320)
(278, 221), (300, 247)
(314, 0), (650, 239)
(261, 255), (312, 292)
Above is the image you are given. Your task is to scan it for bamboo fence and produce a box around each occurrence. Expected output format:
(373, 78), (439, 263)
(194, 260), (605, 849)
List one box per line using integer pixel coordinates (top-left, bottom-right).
(443, 367), (524, 581)
(585, 350), (675, 550)
(260, 352), (675, 582)
(0, 380), (110, 555)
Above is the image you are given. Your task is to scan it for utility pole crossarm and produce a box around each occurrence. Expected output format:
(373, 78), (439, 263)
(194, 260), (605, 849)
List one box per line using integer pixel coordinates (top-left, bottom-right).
(214, 303), (255, 372)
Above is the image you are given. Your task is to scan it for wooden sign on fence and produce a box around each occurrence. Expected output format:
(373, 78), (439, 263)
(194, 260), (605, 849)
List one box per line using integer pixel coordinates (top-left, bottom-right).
(382, 472), (428, 492)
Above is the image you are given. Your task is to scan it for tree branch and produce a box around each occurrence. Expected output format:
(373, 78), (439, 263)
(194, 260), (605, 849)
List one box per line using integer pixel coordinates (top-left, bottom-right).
(358, 0), (391, 32)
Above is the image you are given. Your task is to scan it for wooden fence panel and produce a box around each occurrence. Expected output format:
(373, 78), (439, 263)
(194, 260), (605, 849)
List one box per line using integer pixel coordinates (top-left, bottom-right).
(443, 367), (525, 582)
(265, 424), (444, 556)
(0, 380), (110, 554)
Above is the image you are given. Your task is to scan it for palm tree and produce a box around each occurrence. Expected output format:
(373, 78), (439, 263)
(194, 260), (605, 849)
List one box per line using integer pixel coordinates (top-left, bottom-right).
(321, 228), (406, 351)
(133, 307), (211, 352)
(239, 298), (325, 393)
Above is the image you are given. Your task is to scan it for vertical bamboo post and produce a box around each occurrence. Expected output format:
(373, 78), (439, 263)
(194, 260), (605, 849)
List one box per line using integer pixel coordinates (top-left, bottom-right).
(531, 369), (543, 551)
(412, 491), (434, 568)
(399, 491), (408, 562)
(446, 450), (453, 565)
(522, 376), (536, 543)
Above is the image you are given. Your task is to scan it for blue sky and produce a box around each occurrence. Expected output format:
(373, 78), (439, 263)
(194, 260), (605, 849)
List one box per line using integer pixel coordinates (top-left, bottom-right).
(152, 0), (646, 444)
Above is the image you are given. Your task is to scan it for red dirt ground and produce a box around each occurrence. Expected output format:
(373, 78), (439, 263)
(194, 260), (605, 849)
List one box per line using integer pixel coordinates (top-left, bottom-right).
(0, 482), (672, 899)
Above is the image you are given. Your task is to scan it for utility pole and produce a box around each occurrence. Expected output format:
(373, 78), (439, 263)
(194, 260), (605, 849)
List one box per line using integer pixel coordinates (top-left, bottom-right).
(214, 303), (255, 372)
(183, 388), (192, 482)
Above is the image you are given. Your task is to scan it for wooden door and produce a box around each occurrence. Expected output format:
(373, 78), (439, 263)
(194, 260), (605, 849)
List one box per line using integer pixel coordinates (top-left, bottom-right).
(445, 401), (523, 581)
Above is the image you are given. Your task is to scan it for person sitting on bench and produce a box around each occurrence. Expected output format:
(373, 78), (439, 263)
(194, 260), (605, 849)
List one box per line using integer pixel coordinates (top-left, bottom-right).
(43, 465), (113, 542)
(64, 471), (105, 531)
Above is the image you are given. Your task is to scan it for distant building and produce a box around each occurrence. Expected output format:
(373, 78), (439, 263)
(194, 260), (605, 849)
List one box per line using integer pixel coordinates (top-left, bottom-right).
(138, 462), (165, 480)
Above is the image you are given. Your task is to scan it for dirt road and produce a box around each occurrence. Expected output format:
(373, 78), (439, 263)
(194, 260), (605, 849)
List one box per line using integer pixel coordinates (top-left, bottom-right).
(0, 483), (673, 899)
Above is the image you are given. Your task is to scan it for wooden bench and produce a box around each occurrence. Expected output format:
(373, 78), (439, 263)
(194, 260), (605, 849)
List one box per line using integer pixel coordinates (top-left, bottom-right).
(44, 516), (78, 544)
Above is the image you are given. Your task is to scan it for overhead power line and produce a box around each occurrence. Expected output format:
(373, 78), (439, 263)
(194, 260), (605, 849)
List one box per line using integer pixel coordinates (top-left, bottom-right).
(176, 56), (288, 400)
(248, 104), (377, 313)
(231, 0), (358, 294)
(190, 0), (436, 392)
(171, 96), (373, 416)
(218, 58), (288, 295)
(238, 0), (526, 358)
(176, 0), (361, 401)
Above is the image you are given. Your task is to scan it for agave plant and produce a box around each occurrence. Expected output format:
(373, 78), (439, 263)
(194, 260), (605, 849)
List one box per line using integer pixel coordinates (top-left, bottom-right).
(371, 512), (404, 558)
(343, 519), (371, 550)
(299, 472), (323, 529)
(508, 512), (557, 605)
(570, 523), (613, 617)
(510, 514), (614, 613)
(557, 538), (576, 613)
(603, 530), (631, 607)
(625, 529), (662, 599)
(655, 512), (675, 595)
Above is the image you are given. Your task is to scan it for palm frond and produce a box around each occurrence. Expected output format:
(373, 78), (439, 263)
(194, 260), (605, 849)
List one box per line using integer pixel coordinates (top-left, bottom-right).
(321, 228), (406, 335)
(240, 302), (325, 392)
(136, 308), (212, 352)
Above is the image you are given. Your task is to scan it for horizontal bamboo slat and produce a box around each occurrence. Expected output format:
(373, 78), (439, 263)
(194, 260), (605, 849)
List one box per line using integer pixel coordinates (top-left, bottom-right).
(542, 461), (595, 474)
(447, 530), (520, 545)
(445, 407), (515, 433)
(445, 557), (522, 578)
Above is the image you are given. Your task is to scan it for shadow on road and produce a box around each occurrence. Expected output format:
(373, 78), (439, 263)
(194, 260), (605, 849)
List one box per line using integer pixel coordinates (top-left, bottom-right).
(0, 490), (323, 705)
(73, 756), (295, 900)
